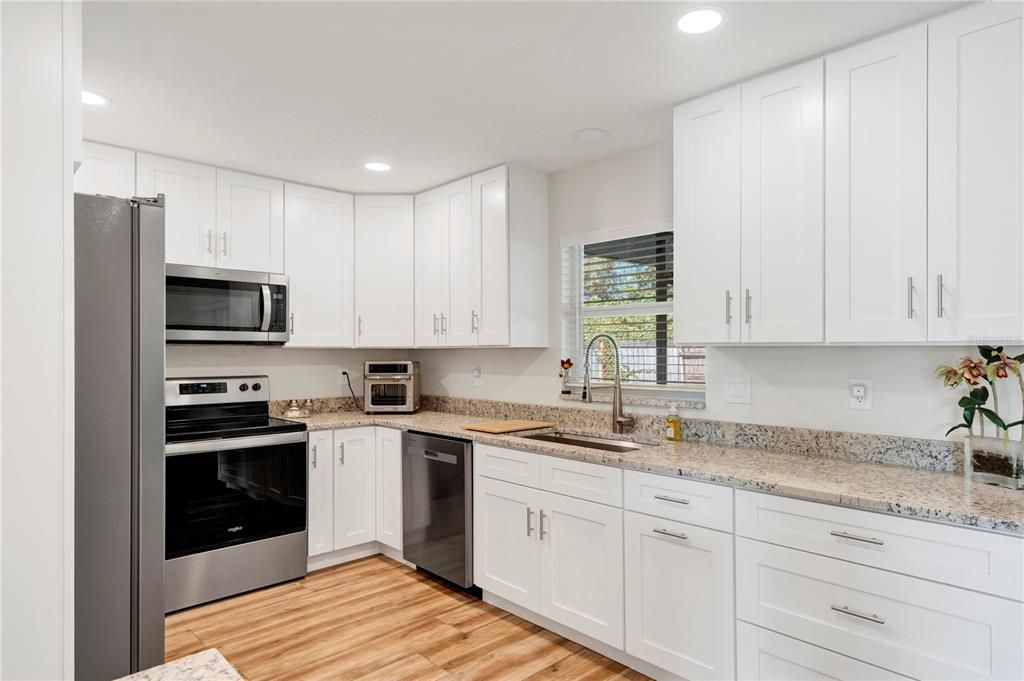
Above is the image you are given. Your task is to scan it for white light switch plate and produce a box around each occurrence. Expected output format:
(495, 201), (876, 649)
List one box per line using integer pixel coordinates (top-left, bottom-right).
(725, 376), (752, 404)
(849, 378), (872, 410)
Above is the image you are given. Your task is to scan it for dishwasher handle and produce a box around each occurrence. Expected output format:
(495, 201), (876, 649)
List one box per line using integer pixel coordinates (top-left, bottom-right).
(422, 450), (459, 465)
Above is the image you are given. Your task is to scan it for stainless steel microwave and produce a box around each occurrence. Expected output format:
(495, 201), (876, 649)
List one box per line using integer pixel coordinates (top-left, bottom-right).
(166, 265), (289, 344)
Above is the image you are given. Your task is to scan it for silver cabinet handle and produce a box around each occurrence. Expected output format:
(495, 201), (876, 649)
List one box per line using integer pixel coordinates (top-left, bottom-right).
(725, 290), (733, 324)
(206, 229), (213, 254)
(526, 506), (534, 536)
(653, 527), (689, 541)
(289, 312), (295, 335)
(433, 313), (439, 336)
(830, 530), (884, 546)
(831, 604), (885, 625)
(357, 315), (363, 337)
(907, 276), (914, 319)
(745, 288), (752, 324)
(471, 310), (479, 333)
(539, 510), (547, 539)
(220, 232), (228, 256)
(440, 313), (447, 335)
(654, 494), (690, 505)
(312, 444), (318, 469)
(937, 274), (944, 318)
(338, 442), (345, 464)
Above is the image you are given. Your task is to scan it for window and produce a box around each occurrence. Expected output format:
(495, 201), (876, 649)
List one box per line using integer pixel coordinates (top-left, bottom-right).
(562, 229), (705, 388)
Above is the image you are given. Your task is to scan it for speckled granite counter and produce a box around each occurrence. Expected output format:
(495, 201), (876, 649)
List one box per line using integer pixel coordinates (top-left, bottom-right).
(293, 410), (1024, 537)
(116, 649), (241, 681)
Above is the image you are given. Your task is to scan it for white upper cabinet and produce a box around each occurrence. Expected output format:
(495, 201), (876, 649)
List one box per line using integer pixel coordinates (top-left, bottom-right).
(284, 183), (354, 347)
(215, 169), (284, 273)
(354, 194), (415, 347)
(673, 87), (742, 344)
(741, 59), (825, 343)
(136, 153), (217, 268)
(75, 141), (135, 198)
(414, 187), (447, 347)
(826, 26), (928, 343)
(474, 166), (511, 346)
(928, 2), (1024, 342)
(445, 177), (479, 346)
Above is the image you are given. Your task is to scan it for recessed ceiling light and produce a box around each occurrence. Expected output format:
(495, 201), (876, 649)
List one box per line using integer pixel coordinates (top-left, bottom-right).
(676, 8), (724, 34)
(572, 128), (610, 143)
(364, 162), (391, 172)
(81, 90), (109, 107)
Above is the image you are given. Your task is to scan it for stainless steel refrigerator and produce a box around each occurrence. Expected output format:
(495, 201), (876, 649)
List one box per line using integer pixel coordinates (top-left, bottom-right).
(75, 193), (165, 679)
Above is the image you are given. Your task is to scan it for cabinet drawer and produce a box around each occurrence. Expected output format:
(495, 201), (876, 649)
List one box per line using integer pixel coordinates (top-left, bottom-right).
(736, 490), (1024, 601)
(474, 444), (540, 488)
(624, 470), (732, 532)
(736, 538), (1024, 680)
(737, 622), (910, 680)
(540, 455), (622, 507)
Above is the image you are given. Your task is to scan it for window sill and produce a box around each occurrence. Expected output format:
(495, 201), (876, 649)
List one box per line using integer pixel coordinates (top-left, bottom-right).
(559, 384), (705, 410)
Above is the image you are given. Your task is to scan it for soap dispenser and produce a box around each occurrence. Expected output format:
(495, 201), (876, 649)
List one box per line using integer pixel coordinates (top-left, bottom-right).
(665, 402), (682, 442)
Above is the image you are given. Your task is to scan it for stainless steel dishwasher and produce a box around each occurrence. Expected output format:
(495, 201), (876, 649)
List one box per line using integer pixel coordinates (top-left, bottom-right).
(402, 432), (473, 588)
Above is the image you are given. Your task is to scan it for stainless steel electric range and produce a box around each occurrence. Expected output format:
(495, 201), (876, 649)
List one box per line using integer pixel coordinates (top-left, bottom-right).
(163, 376), (308, 612)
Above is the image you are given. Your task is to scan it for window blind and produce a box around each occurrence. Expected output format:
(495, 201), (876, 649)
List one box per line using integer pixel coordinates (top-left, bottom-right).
(562, 231), (705, 387)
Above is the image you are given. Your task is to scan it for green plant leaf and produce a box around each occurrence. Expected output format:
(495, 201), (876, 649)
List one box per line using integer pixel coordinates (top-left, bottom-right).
(1004, 420), (1024, 430)
(979, 345), (998, 362)
(977, 407), (1007, 430)
(946, 423), (969, 437)
(962, 406), (976, 426)
(969, 385), (990, 403)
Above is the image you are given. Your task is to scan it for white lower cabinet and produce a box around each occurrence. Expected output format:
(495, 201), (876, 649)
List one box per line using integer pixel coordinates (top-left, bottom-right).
(375, 427), (403, 551)
(624, 512), (734, 681)
(332, 427), (377, 549)
(737, 622), (910, 681)
(539, 490), (624, 648)
(474, 475), (543, 612)
(307, 430), (335, 557)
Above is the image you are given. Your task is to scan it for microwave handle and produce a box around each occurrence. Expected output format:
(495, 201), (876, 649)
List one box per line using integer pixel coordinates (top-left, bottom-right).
(260, 284), (272, 332)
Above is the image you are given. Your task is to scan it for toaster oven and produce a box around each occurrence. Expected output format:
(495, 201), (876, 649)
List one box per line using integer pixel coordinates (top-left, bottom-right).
(363, 361), (420, 414)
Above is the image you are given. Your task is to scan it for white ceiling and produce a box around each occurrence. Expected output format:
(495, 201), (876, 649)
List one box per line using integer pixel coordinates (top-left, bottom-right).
(83, 1), (961, 193)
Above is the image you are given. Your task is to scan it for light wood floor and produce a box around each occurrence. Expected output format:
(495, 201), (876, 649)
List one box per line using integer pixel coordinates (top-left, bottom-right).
(166, 554), (649, 681)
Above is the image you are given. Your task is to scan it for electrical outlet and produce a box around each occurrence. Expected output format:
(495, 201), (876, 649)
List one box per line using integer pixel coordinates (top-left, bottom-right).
(849, 378), (872, 410)
(724, 376), (752, 404)
(472, 367), (483, 387)
(337, 368), (350, 386)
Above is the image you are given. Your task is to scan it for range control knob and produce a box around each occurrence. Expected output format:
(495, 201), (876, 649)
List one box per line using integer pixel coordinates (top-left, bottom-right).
(252, 382), (262, 392)
(239, 383), (249, 392)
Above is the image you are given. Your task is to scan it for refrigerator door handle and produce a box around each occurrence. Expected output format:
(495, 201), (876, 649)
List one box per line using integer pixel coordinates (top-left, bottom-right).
(260, 284), (272, 332)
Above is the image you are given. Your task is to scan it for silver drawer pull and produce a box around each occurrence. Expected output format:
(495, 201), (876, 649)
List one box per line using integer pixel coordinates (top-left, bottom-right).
(526, 506), (534, 536)
(539, 510), (547, 540)
(830, 530), (884, 546)
(654, 494), (690, 505)
(653, 528), (689, 541)
(831, 604), (885, 625)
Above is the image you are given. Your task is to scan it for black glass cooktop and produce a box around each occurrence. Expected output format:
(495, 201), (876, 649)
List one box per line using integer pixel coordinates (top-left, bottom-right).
(165, 402), (306, 444)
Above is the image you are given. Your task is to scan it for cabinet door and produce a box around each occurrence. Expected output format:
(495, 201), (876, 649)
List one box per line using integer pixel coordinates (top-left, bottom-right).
(354, 195), (415, 347)
(284, 183), (354, 347)
(75, 141), (135, 197)
(539, 490), (623, 648)
(136, 153), (217, 267)
(474, 166), (510, 346)
(307, 431), (334, 557)
(375, 427), (402, 552)
(414, 188), (447, 347)
(333, 427), (376, 550)
(446, 178), (479, 346)
(215, 169), (284, 273)
(673, 87), (741, 344)
(929, 3), (1024, 342)
(737, 622), (910, 681)
(741, 60), (825, 342)
(624, 512), (734, 680)
(826, 27), (927, 343)
(474, 476), (542, 611)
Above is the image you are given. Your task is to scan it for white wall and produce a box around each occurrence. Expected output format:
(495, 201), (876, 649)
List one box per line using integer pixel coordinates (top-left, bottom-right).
(1, 2), (77, 677)
(418, 142), (1020, 441)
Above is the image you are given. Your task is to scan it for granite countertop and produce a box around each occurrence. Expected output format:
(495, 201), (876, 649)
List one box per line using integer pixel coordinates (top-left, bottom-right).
(294, 410), (1024, 537)
(116, 649), (241, 681)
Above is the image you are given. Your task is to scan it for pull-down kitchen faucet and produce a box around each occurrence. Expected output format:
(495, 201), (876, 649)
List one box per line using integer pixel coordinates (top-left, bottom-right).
(582, 333), (635, 434)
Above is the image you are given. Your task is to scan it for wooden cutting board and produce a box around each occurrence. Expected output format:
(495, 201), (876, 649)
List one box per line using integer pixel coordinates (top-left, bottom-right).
(463, 419), (556, 434)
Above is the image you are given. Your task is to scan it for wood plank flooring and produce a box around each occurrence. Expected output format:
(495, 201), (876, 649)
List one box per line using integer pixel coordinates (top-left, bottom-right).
(165, 554), (649, 681)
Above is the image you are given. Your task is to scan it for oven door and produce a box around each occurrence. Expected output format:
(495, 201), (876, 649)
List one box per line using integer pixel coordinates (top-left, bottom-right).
(365, 378), (412, 412)
(164, 432), (307, 560)
(166, 265), (276, 343)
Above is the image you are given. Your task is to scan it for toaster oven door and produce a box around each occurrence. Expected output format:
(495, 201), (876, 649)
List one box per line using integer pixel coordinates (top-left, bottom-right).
(365, 380), (411, 411)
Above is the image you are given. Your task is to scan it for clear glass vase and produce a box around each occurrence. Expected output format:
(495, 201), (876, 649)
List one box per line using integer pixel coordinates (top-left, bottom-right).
(967, 435), (1024, 490)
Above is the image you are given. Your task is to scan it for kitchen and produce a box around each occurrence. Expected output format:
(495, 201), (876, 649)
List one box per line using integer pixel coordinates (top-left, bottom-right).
(2, 1), (1024, 680)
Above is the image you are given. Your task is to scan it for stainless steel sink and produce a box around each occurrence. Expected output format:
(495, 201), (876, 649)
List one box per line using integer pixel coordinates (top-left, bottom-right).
(518, 431), (646, 453)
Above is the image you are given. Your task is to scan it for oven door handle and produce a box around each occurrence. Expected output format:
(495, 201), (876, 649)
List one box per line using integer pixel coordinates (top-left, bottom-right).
(165, 431), (308, 456)
(259, 283), (272, 332)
